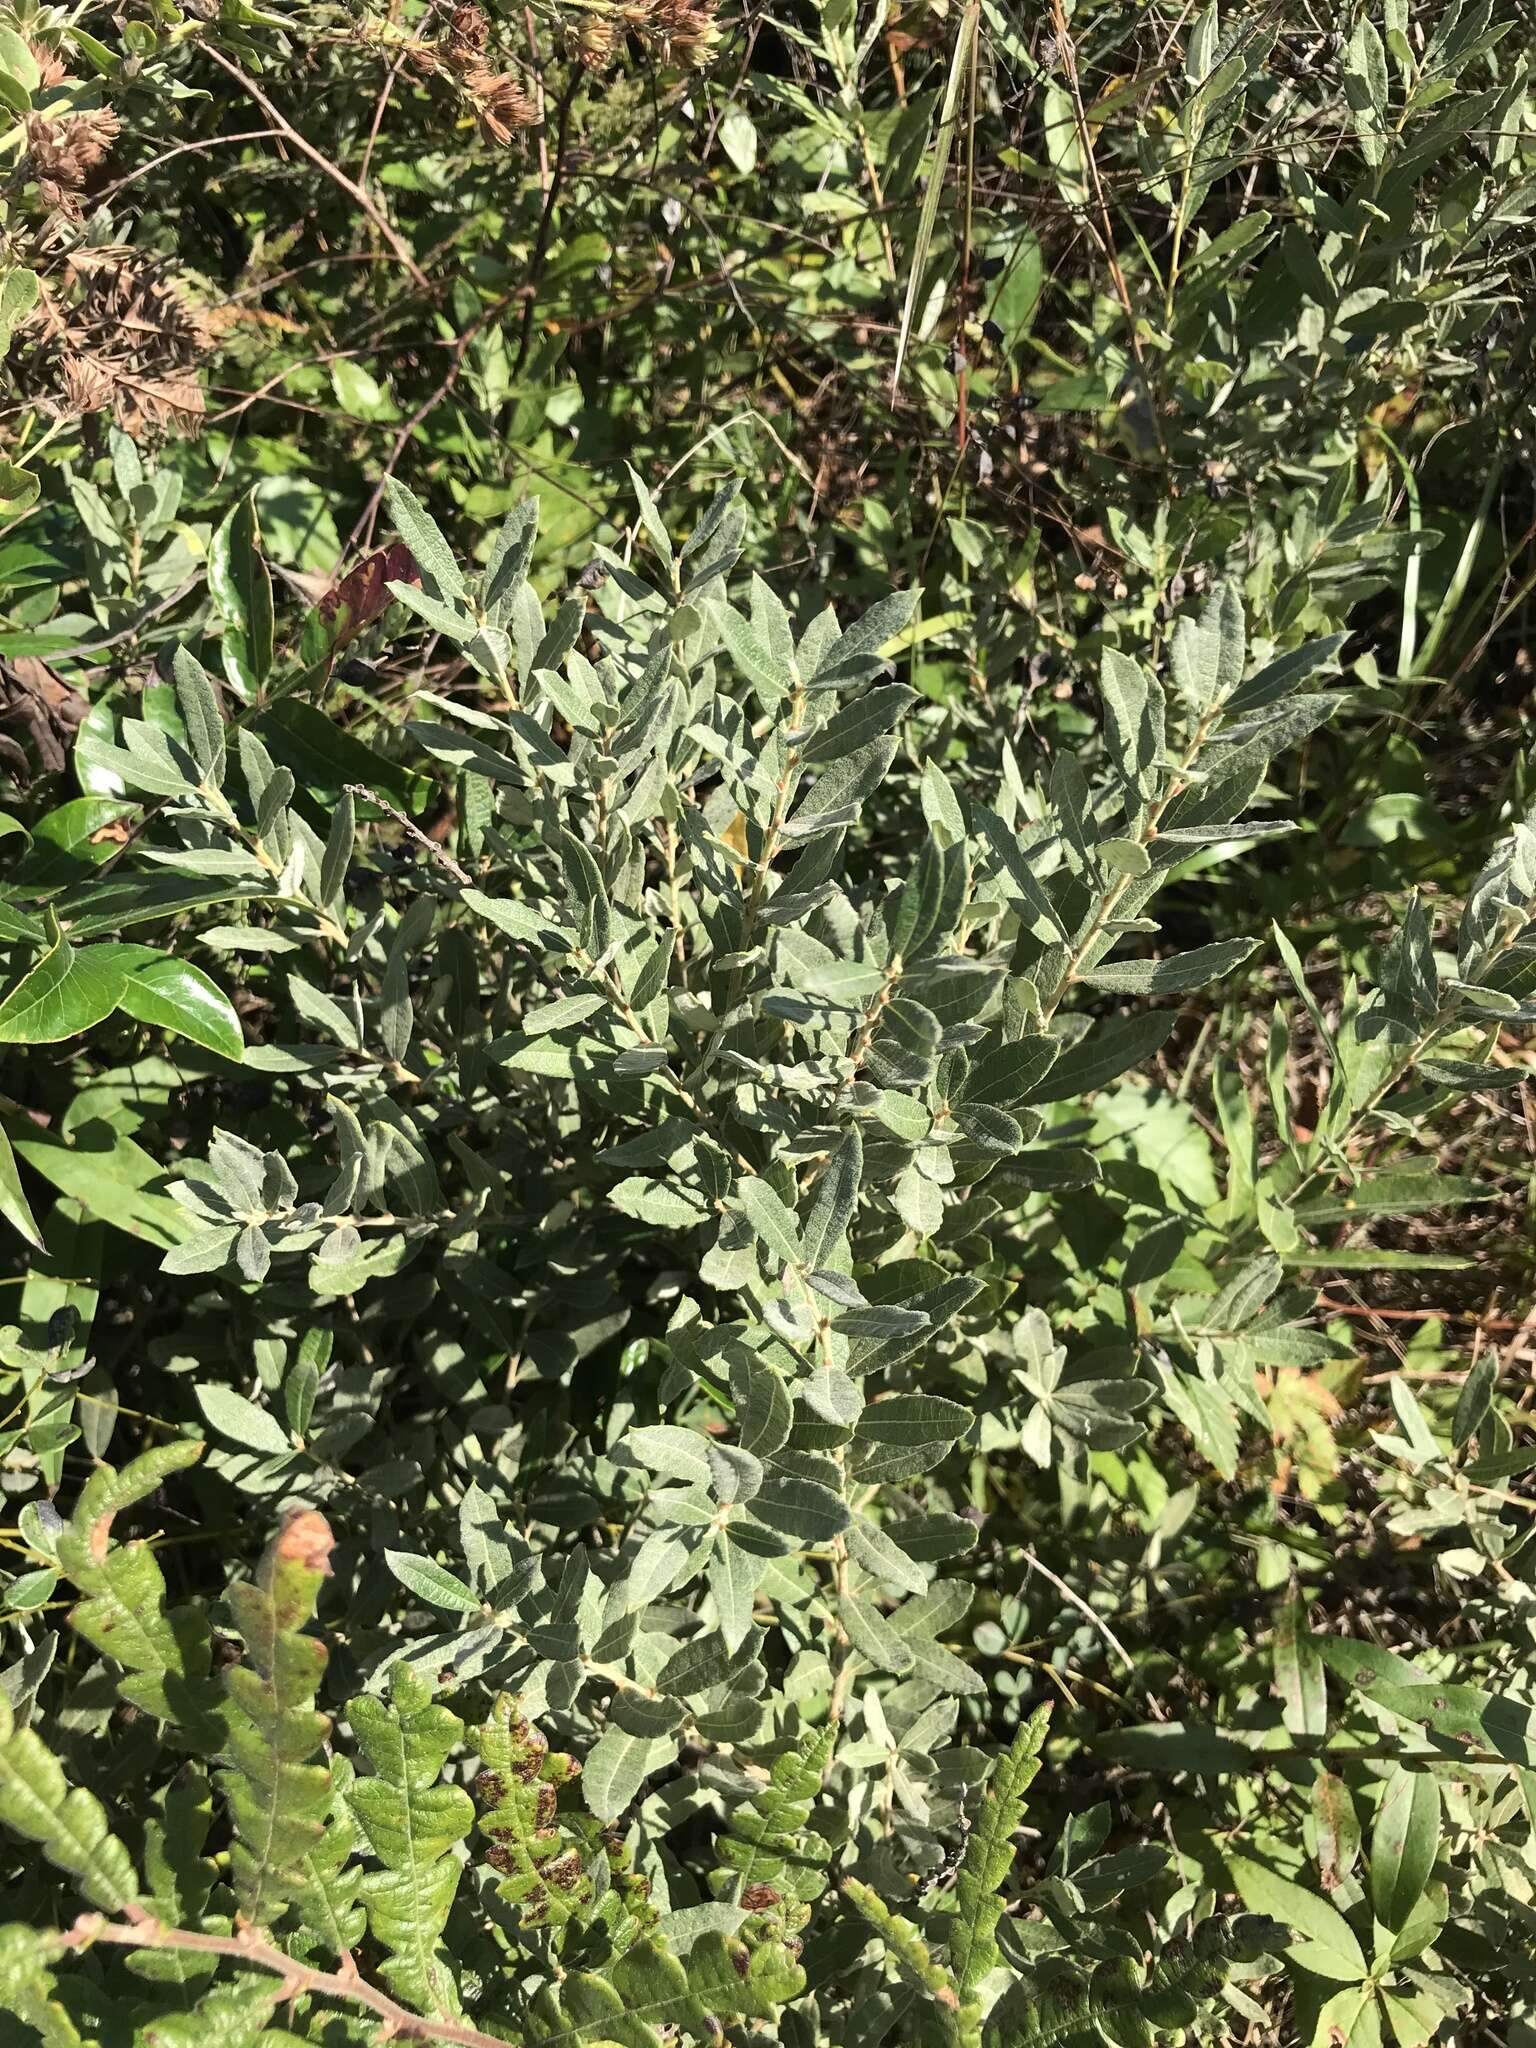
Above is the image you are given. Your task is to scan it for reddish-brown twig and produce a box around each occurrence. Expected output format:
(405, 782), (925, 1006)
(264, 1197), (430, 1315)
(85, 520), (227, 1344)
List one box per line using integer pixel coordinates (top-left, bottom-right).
(59, 1912), (516, 2047)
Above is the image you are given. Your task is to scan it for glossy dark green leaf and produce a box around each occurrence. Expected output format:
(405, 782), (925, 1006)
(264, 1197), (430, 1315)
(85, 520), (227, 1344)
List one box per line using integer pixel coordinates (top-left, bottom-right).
(209, 493), (276, 697)
(106, 947), (244, 1061)
(0, 935), (127, 1044)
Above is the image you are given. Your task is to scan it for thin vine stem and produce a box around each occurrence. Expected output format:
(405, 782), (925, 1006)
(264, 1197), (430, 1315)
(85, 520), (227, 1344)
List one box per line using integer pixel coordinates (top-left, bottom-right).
(57, 1912), (520, 2048)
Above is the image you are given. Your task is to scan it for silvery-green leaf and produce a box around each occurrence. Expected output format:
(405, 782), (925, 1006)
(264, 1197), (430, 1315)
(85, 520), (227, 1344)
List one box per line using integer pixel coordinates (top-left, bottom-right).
(728, 1177), (803, 1269)
(624, 1425), (713, 1486)
(385, 1551), (483, 1614)
(732, 1354), (793, 1460)
(583, 1722), (676, 1822)
(384, 478), (467, 603)
(801, 1368), (863, 1427)
(171, 647), (225, 787)
(749, 1474), (849, 1543)
(655, 1625), (763, 1699)
(840, 1592), (915, 1674)
(847, 1515), (929, 1596)
(708, 1538), (770, 1653)
(1079, 936), (1258, 995)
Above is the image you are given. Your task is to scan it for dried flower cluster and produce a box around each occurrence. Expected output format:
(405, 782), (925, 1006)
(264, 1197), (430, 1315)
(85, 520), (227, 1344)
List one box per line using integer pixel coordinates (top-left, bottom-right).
(444, 4), (538, 142)
(23, 106), (120, 218)
(576, 0), (722, 71)
(358, 5), (536, 143)
(28, 250), (223, 437)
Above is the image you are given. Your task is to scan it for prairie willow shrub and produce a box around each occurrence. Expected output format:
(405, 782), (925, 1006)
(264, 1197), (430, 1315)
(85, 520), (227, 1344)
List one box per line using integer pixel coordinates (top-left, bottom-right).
(0, 1470), (1275, 2044)
(0, 468), (1534, 2045)
(8, 463), (1532, 1521)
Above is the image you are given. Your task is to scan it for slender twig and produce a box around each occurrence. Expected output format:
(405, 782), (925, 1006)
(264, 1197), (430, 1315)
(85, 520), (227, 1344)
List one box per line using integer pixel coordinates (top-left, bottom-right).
(94, 130), (281, 202)
(1047, 0), (1174, 480)
(512, 70), (583, 377)
(1319, 1301), (1531, 1332)
(1021, 1549), (1137, 1674)
(358, 53), (407, 194)
(200, 47), (431, 291)
(523, 5), (550, 187)
(347, 783), (471, 884)
(339, 297), (511, 563)
(57, 1913), (516, 2048)
(34, 579), (201, 659)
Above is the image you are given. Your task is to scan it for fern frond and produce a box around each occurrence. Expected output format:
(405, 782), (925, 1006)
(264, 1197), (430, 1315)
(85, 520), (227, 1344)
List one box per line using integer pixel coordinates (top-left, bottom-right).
(217, 1507), (336, 1931)
(292, 1757), (368, 1965)
(711, 1725), (833, 1922)
(0, 1924), (87, 2048)
(843, 1878), (964, 2044)
(55, 1444), (225, 1750)
(474, 1694), (594, 1929)
(129, 1765), (221, 1987)
(0, 1692), (140, 1916)
(525, 1927), (805, 2047)
(110, 1974), (284, 2048)
(64, 1440), (205, 1553)
(348, 1664), (475, 2017)
(949, 1705), (1050, 1997)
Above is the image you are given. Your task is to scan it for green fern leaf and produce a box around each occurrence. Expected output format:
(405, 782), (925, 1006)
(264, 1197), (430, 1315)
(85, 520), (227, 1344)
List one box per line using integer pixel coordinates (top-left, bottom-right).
(292, 1757), (367, 1965)
(711, 1725), (833, 1920)
(474, 1694), (594, 1928)
(217, 1508), (335, 1931)
(526, 1928), (805, 2048)
(843, 1879), (965, 2043)
(0, 1924), (88, 2047)
(55, 1446), (225, 1750)
(0, 1692), (140, 1915)
(347, 1665), (474, 2017)
(62, 1540), (225, 1751)
(950, 1705), (1050, 1997)
(129, 1766), (220, 1986)
(119, 1974), (284, 2047)
(64, 1440), (205, 1556)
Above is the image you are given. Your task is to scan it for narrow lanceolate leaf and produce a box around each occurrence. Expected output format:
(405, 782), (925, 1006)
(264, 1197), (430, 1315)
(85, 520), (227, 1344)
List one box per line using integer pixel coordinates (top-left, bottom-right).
(891, 0), (978, 394)
(1273, 1594), (1326, 1739)
(950, 1706), (1049, 1995)
(802, 1129), (862, 1270)
(1079, 937), (1259, 996)
(1020, 1010), (1176, 1104)
(384, 478), (468, 604)
(1370, 1766), (1441, 1931)
(171, 646), (227, 787)
(1098, 647), (1165, 799)
(728, 1177), (803, 1270)
(583, 1720), (676, 1822)
(218, 1509), (336, 1929)
(0, 1122), (42, 1249)
(209, 492), (275, 697)
(348, 1665), (475, 2017)
(320, 786), (355, 909)
(0, 1691), (141, 1913)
